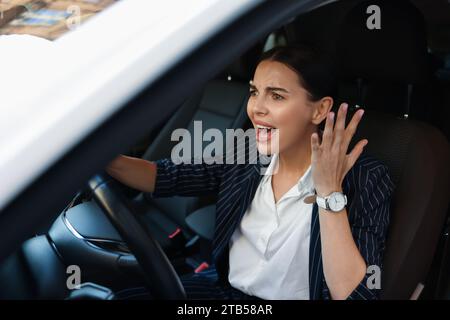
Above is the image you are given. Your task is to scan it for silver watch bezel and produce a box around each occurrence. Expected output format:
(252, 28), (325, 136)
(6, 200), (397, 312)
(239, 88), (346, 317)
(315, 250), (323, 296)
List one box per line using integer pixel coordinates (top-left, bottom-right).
(316, 191), (347, 212)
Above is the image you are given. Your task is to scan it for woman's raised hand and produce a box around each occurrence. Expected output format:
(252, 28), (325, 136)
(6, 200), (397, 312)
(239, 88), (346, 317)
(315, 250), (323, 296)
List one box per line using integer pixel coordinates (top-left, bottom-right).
(310, 103), (367, 197)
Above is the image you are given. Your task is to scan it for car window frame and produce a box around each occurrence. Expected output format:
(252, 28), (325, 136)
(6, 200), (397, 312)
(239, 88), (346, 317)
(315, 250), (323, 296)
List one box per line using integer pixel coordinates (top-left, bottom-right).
(0, 0), (334, 264)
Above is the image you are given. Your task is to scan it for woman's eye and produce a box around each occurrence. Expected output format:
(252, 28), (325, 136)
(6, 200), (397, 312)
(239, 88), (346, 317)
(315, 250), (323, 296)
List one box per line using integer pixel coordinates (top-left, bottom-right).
(272, 93), (284, 100)
(249, 90), (258, 96)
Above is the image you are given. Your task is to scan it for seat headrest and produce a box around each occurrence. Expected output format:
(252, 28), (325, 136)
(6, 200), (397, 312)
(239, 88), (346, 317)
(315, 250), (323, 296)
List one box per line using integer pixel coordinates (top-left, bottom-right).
(337, 0), (429, 84)
(283, 1), (357, 56)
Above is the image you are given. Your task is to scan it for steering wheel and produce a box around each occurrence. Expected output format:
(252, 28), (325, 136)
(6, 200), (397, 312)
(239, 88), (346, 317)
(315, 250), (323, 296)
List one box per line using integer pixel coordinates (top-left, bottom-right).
(87, 174), (186, 299)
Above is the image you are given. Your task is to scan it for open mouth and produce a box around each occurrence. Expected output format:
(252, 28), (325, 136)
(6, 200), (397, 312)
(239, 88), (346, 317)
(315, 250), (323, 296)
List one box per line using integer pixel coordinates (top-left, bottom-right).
(256, 125), (276, 142)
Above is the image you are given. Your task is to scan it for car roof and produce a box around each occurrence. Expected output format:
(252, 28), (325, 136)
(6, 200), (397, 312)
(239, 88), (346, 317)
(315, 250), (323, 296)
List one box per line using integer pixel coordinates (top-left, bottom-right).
(0, 0), (261, 211)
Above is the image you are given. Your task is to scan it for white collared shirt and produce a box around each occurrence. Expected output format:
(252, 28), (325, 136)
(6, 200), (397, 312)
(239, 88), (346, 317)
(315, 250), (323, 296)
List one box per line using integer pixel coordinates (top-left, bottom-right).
(228, 153), (315, 300)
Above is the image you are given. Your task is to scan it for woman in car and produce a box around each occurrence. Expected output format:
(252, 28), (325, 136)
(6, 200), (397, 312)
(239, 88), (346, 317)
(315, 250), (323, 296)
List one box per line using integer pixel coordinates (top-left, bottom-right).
(107, 45), (394, 300)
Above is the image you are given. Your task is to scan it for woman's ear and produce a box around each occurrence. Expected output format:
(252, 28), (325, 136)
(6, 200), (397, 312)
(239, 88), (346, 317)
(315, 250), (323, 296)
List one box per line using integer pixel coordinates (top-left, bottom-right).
(311, 97), (333, 125)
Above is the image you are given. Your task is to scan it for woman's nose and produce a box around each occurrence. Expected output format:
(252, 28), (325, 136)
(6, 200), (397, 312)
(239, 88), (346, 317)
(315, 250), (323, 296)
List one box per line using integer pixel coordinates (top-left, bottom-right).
(253, 98), (268, 116)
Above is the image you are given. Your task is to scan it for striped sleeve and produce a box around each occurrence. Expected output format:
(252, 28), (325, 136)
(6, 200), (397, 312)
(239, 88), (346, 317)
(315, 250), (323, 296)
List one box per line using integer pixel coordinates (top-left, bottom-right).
(322, 161), (395, 300)
(150, 158), (225, 198)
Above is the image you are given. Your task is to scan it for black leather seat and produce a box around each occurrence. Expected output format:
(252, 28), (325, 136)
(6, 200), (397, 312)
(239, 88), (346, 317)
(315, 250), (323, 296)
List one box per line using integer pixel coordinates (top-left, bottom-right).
(336, 0), (450, 299)
(285, 0), (450, 298)
(134, 46), (262, 254)
(350, 110), (450, 299)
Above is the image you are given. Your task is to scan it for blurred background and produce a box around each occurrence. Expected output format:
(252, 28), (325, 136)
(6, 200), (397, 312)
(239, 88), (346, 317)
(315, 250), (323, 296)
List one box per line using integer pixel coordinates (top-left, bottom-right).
(0, 0), (118, 40)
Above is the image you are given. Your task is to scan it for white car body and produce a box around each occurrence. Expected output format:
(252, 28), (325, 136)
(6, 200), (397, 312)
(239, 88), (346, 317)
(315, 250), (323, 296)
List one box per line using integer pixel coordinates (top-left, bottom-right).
(0, 0), (261, 210)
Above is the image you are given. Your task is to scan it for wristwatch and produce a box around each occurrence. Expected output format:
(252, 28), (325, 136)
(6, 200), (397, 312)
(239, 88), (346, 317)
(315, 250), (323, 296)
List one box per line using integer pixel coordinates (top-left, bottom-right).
(316, 191), (347, 212)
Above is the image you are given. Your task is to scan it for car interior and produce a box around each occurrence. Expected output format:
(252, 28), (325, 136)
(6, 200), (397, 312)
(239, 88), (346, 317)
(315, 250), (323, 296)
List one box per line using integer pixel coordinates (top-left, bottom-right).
(0, 0), (449, 300)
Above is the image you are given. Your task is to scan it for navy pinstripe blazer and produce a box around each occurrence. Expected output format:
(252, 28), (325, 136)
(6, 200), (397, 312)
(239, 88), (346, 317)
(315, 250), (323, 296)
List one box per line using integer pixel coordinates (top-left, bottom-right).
(152, 151), (395, 300)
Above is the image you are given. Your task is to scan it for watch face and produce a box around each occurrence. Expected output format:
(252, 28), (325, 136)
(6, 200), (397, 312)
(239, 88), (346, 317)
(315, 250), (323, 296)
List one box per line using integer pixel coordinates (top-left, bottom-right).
(328, 193), (346, 212)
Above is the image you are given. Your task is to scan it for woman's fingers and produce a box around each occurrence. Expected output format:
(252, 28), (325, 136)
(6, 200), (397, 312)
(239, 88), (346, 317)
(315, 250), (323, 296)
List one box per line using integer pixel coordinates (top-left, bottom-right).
(343, 108), (365, 150)
(322, 111), (335, 149)
(334, 103), (348, 133)
(311, 132), (321, 162)
(333, 103), (348, 152)
(312, 103), (367, 189)
(319, 102), (366, 161)
(345, 139), (368, 172)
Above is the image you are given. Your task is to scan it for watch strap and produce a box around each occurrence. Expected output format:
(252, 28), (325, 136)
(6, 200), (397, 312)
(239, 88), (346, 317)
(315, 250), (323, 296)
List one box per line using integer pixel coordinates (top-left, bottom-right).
(316, 194), (328, 210)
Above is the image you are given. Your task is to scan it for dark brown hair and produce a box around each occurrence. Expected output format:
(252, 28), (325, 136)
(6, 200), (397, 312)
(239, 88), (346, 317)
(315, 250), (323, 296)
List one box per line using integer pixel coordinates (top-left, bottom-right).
(258, 45), (337, 102)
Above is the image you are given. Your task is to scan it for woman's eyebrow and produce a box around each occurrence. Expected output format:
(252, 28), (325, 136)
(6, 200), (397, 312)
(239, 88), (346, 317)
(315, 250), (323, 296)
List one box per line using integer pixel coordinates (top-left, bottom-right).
(266, 86), (289, 94)
(249, 84), (289, 94)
